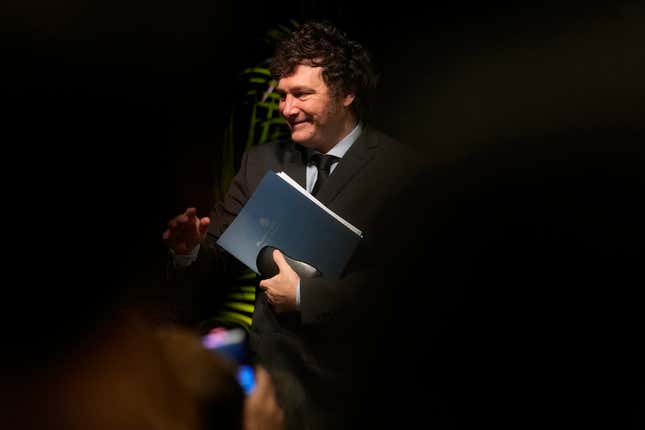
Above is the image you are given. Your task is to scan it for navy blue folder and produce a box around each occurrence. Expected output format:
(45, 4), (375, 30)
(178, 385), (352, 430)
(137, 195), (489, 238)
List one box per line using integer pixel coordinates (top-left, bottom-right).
(216, 171), (363, 279)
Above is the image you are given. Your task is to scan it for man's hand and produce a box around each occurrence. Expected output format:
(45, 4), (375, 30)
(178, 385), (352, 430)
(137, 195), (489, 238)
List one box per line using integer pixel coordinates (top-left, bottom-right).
(259, 249), (299, 313)
(162, 207), (210, 254)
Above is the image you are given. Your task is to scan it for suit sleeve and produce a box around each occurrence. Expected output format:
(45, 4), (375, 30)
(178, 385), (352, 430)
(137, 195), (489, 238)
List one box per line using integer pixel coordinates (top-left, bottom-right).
(165, 150), (253, 323)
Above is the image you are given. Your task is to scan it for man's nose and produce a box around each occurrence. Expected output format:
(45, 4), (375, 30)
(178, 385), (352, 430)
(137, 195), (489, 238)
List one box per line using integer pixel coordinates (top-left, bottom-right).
(281, 94), (298, 117)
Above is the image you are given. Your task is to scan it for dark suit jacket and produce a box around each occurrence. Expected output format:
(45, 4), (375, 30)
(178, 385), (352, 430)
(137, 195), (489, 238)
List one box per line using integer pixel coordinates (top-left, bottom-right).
(175, 125), (425, 428)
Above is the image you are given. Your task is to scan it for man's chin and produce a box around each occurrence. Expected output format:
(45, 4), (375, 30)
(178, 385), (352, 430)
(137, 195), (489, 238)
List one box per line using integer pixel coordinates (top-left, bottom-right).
(291, 131), (314, 147)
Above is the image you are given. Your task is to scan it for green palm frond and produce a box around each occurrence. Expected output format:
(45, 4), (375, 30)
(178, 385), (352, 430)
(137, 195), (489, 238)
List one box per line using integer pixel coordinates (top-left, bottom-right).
(200, 311), (253, 333)
(200, 280), (257, 332)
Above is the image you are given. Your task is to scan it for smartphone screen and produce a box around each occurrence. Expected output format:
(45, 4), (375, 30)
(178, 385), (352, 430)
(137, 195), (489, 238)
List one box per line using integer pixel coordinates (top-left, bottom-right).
(237, 364), (256, 394)
(202, 327), (256, 394)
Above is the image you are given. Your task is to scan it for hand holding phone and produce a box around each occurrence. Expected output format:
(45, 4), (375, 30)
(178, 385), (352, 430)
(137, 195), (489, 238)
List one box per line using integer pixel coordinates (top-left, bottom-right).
(202, 327), (256, 394)
(243, 366), (285, 430)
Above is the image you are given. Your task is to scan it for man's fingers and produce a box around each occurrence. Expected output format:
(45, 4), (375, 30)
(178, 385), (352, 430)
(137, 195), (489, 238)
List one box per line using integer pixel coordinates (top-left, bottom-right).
(258, 280), (274, 305)
(198, 217), (210, 235)
(252, 366), (271, 396)
(177, 207), (199, 224)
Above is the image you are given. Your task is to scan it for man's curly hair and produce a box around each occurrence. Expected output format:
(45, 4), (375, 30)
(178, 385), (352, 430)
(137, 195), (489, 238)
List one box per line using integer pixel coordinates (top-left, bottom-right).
(270, 21), (377, 119)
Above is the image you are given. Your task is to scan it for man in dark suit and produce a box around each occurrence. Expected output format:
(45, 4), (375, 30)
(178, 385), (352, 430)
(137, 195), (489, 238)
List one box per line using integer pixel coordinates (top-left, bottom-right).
(164, 21), (424, 429)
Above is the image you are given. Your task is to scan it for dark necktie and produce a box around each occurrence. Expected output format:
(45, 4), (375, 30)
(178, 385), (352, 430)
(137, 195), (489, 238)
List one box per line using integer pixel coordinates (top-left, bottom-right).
(310, 153), (339, 196)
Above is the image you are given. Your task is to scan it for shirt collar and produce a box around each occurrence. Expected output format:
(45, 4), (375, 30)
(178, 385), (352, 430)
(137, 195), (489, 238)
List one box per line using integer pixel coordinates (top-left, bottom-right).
(308, 122), (363, 161)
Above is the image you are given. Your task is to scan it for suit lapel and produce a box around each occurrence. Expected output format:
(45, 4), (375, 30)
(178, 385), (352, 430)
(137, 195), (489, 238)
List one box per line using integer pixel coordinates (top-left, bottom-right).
(315, 127), (379, 205)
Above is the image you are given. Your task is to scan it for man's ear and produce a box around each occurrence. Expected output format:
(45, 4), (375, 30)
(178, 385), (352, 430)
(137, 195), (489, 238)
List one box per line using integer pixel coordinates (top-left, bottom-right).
(342, 93), (356, 107)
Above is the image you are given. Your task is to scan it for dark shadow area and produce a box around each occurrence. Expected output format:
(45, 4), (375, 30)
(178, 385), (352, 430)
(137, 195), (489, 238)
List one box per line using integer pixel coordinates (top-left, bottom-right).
(368, 126), (644, 428)
(3, 0), (643, 427)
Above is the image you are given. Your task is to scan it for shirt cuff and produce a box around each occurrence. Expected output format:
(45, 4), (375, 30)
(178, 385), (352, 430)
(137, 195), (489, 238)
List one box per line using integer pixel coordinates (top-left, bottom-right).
(171, 244), (200, 268)
(296, 279), (301, 310)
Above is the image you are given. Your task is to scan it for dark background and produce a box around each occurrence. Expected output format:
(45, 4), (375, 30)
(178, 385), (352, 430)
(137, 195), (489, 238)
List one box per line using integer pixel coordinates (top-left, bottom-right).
(3, 1), (643, 425)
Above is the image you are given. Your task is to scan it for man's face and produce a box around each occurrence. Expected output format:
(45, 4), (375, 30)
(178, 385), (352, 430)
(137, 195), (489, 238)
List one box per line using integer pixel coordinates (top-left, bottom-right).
(277, 64), (355, 152)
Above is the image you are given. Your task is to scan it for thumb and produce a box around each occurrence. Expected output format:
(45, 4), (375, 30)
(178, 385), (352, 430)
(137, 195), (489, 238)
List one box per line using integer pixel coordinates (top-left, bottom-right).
(252, 365), (270, 394)
(272, 249), (292, 273)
